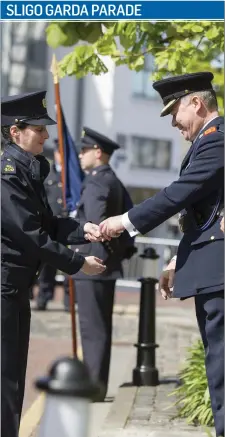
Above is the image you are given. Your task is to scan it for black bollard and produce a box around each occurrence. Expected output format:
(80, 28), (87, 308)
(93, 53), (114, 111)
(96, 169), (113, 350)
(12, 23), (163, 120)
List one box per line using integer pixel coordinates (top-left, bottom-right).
(133, 247), (160, 386)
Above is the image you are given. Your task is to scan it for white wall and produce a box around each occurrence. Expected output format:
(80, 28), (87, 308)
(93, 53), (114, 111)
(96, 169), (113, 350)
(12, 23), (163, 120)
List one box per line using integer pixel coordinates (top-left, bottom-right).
(46, 45), (190, 196)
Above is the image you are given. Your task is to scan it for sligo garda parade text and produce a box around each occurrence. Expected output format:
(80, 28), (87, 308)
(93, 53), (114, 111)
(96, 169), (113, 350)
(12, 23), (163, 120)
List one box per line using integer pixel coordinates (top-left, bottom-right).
(6, 3), (143, 18)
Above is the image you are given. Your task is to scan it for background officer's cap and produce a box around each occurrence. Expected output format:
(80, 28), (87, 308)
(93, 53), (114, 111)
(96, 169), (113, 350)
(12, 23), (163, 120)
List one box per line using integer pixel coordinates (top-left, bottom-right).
(80, 127), (120, 156)
(1, 90), (56, 126)
(153, 72), (214, 117)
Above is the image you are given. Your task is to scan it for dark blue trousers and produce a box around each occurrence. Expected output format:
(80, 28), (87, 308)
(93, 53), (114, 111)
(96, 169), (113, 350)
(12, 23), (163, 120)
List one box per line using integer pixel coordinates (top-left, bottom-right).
(75, 280), (115, 393)
(195, 291), (224, 437)
(1, 289), (31, 437)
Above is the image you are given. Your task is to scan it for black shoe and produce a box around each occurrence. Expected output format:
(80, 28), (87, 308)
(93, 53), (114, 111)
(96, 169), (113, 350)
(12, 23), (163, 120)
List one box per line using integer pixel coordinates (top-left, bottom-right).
(35, 298), (48, 311)
(64, 294), (70, 312)
(92, 383), (107, 403)
(64, 304), (70, 312)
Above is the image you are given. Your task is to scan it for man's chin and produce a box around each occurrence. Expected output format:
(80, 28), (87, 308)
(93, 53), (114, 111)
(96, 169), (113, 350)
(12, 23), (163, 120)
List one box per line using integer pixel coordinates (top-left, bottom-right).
(180, 131), (188, 140)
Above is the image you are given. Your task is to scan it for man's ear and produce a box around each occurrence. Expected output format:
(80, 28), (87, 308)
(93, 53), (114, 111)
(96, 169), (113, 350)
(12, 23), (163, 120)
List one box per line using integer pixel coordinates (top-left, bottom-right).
(191, 95), (202, 111)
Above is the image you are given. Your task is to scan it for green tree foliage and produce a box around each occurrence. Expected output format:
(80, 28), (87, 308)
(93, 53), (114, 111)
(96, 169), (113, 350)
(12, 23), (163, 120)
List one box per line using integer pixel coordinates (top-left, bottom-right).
(46, 21), (224, 110)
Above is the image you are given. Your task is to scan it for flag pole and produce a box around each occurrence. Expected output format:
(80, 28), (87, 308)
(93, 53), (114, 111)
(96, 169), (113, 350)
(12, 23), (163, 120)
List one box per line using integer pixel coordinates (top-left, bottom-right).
(50, 54), (77, 358)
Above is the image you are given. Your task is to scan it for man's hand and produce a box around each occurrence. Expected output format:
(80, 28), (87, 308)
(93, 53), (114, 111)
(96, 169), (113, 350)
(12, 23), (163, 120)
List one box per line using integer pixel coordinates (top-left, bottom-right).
(158, 257), (176, 300)
(81, 256), (106, 275)
(99, 215), (125, 238)
(83, 222), (110, 242)
(220, 216), (224, 233)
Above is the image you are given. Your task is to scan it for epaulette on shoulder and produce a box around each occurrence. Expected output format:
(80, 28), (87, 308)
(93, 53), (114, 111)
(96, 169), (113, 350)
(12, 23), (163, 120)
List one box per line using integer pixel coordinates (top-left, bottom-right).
(1, 155), (16, 174)
(203, 126), (217, 136)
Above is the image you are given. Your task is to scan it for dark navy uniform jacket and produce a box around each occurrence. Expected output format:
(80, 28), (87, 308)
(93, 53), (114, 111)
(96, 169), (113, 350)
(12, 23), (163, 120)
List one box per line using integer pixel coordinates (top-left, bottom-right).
(74, 164), (130, 280)
(44, 162), (64, 217)
(1, 143), (86, 291)
(128, 116), (224, 298)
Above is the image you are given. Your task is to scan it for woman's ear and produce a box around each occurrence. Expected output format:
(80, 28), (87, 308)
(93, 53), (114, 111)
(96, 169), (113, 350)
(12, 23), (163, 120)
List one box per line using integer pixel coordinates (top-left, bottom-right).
(9, 125), (19, 140)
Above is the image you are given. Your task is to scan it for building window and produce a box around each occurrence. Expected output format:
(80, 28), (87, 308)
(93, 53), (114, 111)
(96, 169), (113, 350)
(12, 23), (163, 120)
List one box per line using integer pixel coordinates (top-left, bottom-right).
(131, 136), (172, 170)
(116, 133), (126, 149)
(132, 54), (159, 99)
(128, 187), (159, 205)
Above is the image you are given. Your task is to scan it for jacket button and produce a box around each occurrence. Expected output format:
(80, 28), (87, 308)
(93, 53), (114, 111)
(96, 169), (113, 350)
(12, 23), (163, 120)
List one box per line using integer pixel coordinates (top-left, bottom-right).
(75, 248), (79, 252)
(210, 236), (215, 240)
(48, 180), (53, 185)
(57, 198), (63, 204)
(58, 182), (62, 187)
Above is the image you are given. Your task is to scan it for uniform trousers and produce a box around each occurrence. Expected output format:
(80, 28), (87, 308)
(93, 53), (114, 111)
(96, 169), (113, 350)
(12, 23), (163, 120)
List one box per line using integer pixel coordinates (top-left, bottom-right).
(1, 288), (31, 437)
(195, 291), (224, 437)
(75, 280), (115, 393)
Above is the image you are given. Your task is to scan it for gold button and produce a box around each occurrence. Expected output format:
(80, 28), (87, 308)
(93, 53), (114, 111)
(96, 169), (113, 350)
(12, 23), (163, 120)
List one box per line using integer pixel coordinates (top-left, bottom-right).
(210, 236), (215, 240)
(57, 198), (62, 204)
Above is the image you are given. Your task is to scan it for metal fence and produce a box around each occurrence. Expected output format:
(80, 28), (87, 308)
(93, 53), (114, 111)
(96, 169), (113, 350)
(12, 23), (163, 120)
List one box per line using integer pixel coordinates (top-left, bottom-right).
(118, 236), (180, 288)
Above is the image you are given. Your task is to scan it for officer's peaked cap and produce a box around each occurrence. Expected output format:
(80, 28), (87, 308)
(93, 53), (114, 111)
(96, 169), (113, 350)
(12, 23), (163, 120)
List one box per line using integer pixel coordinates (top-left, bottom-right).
(80, 127), (120, 156)
(1, 90), (56, 126)
(153, 72), (214, 117)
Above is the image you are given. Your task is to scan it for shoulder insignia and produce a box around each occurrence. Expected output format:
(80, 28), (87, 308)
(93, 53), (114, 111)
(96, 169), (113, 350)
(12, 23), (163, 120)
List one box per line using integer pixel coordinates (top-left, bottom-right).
(1, 157), (16, 174)
(204, 126), (217, 136)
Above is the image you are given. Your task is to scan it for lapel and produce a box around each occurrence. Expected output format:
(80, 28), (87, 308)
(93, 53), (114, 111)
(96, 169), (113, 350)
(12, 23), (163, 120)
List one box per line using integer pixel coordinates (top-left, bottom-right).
(180, 143), (193, 174)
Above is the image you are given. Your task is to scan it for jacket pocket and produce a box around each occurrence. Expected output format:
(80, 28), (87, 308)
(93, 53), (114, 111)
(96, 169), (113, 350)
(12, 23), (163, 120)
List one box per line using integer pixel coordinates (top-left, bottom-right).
(190, 219), (223, 246)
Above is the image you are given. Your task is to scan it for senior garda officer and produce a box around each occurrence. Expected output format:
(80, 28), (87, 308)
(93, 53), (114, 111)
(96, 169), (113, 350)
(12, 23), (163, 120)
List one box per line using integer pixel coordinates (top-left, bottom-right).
(73, 127), (136, 400)
(36, 139), (70, 311)
(1, 91), (106, 437)
(99, 72), (224, 437)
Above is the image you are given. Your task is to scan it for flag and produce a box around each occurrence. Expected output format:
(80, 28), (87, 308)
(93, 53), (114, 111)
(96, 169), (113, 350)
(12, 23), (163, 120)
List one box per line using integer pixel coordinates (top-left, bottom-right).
(61, 109), (85, 213)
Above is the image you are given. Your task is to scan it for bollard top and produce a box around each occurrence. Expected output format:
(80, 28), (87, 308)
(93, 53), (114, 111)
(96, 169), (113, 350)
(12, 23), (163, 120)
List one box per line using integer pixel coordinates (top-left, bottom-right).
(138, 277), (158, 285)
(139, 247), (159, 260)
(35, 356), (99, 399)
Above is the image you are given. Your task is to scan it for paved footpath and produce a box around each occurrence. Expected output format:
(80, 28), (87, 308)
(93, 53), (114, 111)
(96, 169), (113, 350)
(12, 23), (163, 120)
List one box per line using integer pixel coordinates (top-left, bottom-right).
(19, 288), (215, 437)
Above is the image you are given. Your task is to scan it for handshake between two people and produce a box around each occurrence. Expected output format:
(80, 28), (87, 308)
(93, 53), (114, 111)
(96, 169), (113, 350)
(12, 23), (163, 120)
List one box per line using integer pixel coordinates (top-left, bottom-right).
(81, 216), (125, 276)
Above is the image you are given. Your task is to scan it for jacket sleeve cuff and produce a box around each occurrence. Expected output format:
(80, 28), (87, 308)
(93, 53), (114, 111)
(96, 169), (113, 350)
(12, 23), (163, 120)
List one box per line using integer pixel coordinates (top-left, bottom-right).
(70, 253), (85, 273)
(122, 212), (139, 237)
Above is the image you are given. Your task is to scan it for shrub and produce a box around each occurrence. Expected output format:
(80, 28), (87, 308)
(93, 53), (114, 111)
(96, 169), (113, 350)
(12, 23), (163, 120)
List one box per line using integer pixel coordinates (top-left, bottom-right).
(170, 339), (214, 427)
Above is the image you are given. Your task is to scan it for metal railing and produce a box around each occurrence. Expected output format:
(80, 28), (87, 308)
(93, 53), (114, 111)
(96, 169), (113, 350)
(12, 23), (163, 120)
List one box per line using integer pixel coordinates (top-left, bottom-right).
(120, 236), (180, 284)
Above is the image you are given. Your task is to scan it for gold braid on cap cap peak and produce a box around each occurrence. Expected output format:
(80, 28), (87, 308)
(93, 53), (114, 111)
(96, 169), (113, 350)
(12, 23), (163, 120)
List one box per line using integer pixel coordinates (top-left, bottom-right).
(161, 98), (179, 117)
(160, 90), (191, 117)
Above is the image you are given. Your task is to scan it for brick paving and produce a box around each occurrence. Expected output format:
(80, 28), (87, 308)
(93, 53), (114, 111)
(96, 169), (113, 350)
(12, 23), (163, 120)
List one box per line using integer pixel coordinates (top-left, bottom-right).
(21, 286), (207, 437)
